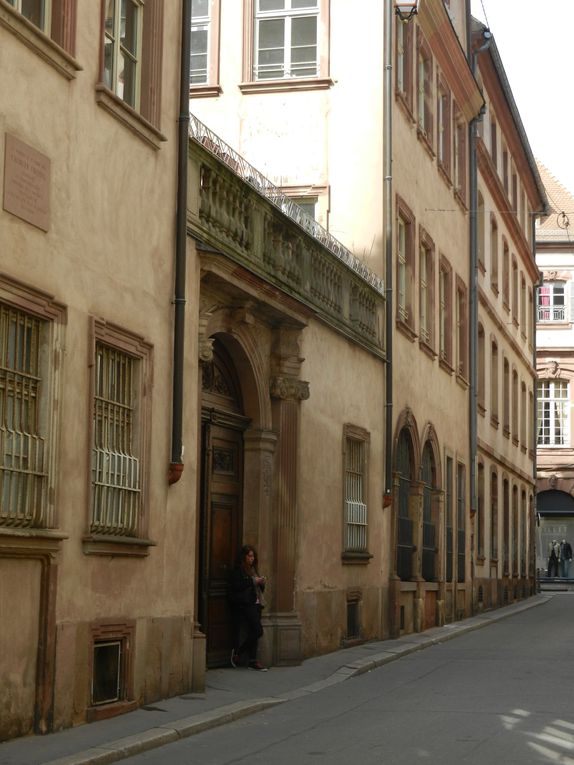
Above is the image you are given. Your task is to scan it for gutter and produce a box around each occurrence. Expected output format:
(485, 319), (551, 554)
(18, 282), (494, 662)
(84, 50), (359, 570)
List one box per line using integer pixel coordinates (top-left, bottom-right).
(169, 0), (192, 485)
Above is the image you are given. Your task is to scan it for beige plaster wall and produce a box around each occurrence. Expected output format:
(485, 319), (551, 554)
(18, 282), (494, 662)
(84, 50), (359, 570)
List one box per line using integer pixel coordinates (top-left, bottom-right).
(297, 319), (387, 655)
(1, 2), (203, 732)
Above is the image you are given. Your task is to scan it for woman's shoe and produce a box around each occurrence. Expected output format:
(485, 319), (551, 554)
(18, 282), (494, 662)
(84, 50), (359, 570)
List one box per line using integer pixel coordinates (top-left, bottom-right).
(248, 661), (268, 672)
(230, 650), (240, 668)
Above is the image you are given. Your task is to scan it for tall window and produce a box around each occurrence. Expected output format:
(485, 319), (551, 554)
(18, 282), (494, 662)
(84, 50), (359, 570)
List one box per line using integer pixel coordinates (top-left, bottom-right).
(417, 34), (433, 142)
(421, 443), (437, 582)
(455, 278), (467, 378)
(537, 282), (566, 322)
(396, 198), (415, 329)
(490, 471), (498, 560)
(490, 116), (498, 168)
(6, 0), (50, 33)
(520, 381), (527, 448)
(91, 324), (152, 541)
(104, 0), (144, 110)
(512, 369), (518, 442)
(396, 16), (413, 111)
(343, 425), (369, 555)
(478, 323), (485, 411)
(457, 462), (465, 583)
(4, 0), (77, 57)
(419, 231), (434, 347)
(477, 192), (485, 269)
(253, 0), (319, 80)
(537, 379), (569, 446)
(0, 306), (45, 527)
(439, 257), (452, 366)
(437, 80), (451, 176)
(191, 0), (210, 84)
(490, 339), (499, 424)
(503, 357), (510, 435)
(445, 456), (453, 582)
(99, 0), (164, 132)
(490, 216), (498, 293)
(520, 275), (526, 337)
(453, 107), (466, 202)
(477, 462), (485, 559)
(502, 239), (510, 307)
(512, 257), (518, 323)
(397, 429), (414, 581)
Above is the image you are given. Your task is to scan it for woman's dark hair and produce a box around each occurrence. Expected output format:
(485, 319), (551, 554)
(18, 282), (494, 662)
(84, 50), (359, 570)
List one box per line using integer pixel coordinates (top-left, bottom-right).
(236, 544), (258, 571)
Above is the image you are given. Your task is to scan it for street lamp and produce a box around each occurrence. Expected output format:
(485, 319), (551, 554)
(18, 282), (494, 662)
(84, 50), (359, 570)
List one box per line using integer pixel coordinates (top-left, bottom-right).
(395, 1), (419, 22)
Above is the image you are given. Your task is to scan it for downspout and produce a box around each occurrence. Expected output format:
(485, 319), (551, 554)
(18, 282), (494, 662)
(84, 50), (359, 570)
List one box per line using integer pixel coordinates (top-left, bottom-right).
(468, 28), (491, 602)
(383, 0), (394, 504)
(169, 0), (192, 485)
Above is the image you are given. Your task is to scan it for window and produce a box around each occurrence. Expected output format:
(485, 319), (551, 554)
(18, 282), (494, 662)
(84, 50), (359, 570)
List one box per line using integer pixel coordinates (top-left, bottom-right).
(490, 471), (498, 560)
(457, 463), (465, 583)
(191, 0), (209, 84)
(343, 425), (370, 556)
(503, 357), (510, 436)
(478, 323), (485, 411)
(453, 106), (466, 202)
(502, 146), (509, 194)
(190, 0), (221, 93)
(396, 197), (415, 331)
(490, 339), (499, 425)
(477, 192), (485, 270)
(2, 0), (79, 76)
(98, 0), (165, 141)
(445, 455), (453, 582)
(421, 442), (437, 582)
(537, 282), (566, 322)
(439, 256), (452, 366)
(89, 321), (152, 548)
(437, 79), (451, 176)
(396, 14), (413, 111)
(253, 0), (319, 80)
(477, 462), (485, 559)
(490, 115), (498, 168)
(512, 257), (519, 324)
(512, 369), (518, 442)
(455, 276), (467, 378)
(502, 478), (509, 575)
(490, 216), (498, 293)
(89, 621), (135, 720)
(520, 275), (526, 337)
(502, 239), (510, 307)
(0, 283), (65, 531)
(537, 379), (569, 447)
(520, 381), (527, 448)
(417, 33), (433, 142)
(419, 229), (434, 348)
(104, 0), (144, 110)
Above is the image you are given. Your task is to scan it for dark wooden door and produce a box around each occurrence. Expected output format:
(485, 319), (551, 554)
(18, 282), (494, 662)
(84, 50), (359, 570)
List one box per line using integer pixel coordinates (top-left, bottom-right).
(200, 421), (243, 667)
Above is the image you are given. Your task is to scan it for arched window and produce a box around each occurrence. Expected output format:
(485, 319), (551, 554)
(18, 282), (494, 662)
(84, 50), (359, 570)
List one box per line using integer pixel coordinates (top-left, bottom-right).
(397, 429), (414, 581)
(421, 442), (437, 581)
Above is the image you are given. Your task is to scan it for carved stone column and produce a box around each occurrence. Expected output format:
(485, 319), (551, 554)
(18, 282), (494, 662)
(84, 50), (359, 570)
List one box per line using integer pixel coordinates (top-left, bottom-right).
(266, 327), (309, 665)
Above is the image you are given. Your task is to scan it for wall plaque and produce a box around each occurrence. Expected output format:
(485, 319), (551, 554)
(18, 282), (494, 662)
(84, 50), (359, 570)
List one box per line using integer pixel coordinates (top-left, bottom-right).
(3, 134), (50, 232)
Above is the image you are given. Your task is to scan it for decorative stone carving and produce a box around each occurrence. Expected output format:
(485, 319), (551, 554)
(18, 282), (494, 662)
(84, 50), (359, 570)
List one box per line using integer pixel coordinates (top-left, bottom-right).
(545, 360), (560, 378)
(549, 474), (558, 489)
(270, 376), (310, 401)
(198, 299), (219, 364)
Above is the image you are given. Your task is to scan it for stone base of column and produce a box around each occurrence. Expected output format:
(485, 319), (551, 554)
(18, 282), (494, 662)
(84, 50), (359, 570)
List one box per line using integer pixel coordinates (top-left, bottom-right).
(262, 611), (302, 666)
(388, 575), (402, 638)
(190, 625), (206, 692)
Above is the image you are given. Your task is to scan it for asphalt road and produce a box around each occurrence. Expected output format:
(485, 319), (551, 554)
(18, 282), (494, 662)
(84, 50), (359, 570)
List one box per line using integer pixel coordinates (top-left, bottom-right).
(124, 593), (574, 765)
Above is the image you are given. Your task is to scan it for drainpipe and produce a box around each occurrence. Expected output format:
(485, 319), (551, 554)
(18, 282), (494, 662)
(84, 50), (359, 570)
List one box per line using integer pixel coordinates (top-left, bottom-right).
(468, 28), (491, 605)
(383, 0), (394, 505)
(169, 0), (192, 485)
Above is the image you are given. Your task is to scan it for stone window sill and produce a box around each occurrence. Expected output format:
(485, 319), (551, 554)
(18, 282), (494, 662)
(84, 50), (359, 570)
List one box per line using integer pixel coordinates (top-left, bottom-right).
(239, 77), (333, 95)
(83, 534), (156, 558)
(95, 85), (167, 150)
(342, 551), (373, 565)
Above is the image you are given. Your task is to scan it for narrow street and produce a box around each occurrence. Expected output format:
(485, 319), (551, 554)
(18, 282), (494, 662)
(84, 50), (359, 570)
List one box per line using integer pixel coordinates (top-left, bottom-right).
(124, 594), (574, 765)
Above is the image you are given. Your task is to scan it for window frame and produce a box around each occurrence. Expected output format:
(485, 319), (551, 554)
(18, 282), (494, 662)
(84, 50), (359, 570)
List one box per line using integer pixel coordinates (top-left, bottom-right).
(419, 226), (435, 352)
(396, 195), (416, 336)
(439, 254), (453, 370)
(453, 104), (467, 205)
(342, 423), (371, 562)
(395, 13), (413, 114)
(190, 0), (222, 96)
(537, 282), (567, 323)
(0, 0), (80, 78)
(84, 318), (153, 556)
(416, 30), (433, 147)
(0, 275), (66, 534)
(455, 275), (468, 381)
(96, 0), (166, 148)
(241, 0), (331, 93)
(436, 75), (451, 179)
(537, 378), (570, 448)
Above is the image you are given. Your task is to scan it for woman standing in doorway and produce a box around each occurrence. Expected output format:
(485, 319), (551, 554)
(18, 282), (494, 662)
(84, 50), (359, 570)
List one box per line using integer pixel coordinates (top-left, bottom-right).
(229, 545), (268, 671)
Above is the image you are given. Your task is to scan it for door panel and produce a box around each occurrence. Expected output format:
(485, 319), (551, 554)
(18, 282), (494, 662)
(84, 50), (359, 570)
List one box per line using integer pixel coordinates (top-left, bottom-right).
(201, 422), (244, 667)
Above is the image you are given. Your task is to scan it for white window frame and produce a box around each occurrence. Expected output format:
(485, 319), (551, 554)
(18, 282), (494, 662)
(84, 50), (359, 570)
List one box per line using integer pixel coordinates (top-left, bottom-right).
(537, 379), (569, 447)
(343, 425), (370, 555)
(104, 0), (144, 110)
(537, 282), (567, 323)
(6, 0), (51, 35)
(253, 0), (319, 81)
(191, 0), (211, 85)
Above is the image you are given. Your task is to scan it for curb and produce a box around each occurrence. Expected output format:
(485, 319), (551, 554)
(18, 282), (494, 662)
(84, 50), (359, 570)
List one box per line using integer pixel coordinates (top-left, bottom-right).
(42, 594), (550, 765)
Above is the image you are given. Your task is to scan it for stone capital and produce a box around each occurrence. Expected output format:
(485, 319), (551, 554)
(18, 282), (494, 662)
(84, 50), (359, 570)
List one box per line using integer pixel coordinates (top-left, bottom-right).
(269, 376), (310, 401)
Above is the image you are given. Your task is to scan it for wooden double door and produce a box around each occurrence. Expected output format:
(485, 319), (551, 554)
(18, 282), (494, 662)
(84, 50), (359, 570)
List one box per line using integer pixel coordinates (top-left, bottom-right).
(199, 418), (245, 667)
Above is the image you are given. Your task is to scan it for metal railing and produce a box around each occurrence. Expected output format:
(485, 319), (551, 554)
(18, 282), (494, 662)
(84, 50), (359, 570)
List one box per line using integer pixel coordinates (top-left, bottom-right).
(537, 306), (566, 322)
(189, 114), (384, 294)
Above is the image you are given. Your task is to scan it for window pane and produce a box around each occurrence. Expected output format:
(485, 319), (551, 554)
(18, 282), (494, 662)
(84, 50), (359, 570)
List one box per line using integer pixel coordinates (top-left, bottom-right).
(257, 18), (285, 78)
(192, 0), (209, 17)
(259, 0), (285, 10)
(121, 0), (139, 57)
(21, 0), (45, 30)
(105, 0), (116, 36)
(292, 0), (318, 7)
(104, 38), (114, 89)
(291, 16), (317, 75)
(119, 50), (137, 107)
(292, 15), (316, 45)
